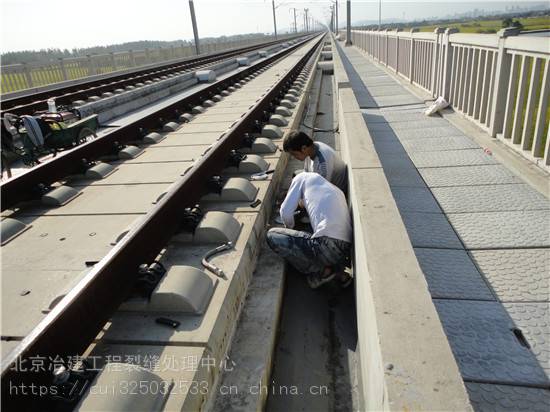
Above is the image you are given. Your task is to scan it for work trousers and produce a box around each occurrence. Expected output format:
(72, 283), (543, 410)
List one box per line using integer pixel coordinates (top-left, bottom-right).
(266, 227), (351, 275)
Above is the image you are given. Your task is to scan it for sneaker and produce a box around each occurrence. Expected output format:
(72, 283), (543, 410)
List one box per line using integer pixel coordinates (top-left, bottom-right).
(339, 272), (353, 289)
(307, 271), (337, 289)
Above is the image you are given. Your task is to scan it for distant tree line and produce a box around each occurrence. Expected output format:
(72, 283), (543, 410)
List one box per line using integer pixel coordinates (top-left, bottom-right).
(1, 33), (273, 66)
(356, 8), (548, 33)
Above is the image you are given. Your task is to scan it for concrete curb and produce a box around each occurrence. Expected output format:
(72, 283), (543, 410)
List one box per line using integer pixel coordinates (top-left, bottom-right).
(331, 35), (473, 411)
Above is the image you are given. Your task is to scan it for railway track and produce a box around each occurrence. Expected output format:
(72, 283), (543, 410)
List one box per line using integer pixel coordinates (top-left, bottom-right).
(1, 33), (324, 411)
(0, 35), (303, 118)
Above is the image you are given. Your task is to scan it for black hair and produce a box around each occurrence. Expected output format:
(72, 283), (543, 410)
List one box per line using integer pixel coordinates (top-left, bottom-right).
(282, 130), (313, 152)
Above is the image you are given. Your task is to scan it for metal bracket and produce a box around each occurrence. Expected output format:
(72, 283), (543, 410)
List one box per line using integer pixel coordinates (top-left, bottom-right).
(207, 175), (224, 195)
(180, 204), (204, 233)
(135, 261), (166, 299)
(227, 150), (247, 168)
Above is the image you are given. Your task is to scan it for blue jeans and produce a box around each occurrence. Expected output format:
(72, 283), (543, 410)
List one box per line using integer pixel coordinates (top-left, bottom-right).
(266, 227), (351, 275)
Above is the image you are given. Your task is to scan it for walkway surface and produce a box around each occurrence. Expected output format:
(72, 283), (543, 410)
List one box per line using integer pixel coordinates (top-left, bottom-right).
(337, 42), (550, 410)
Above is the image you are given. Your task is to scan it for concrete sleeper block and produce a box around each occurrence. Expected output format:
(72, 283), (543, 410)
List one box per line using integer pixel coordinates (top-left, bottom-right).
(238, 154), (269, 174)
(196, 69), (216, 82)
(221, 90), (231, 96)
(118, 145), (144, 160)
(258, 50), (268, 57)
(85, 162), (116, 179)
(269, 114), (289, 127)
(262, 124), (284, 139)
(239, 137), (277, 154)
(87, 96), (101, 102)
(203, 99), (215, 108)
(212, 95), (223, 102)
(193, 211), (241, 244)
(179, 113), (194, 123)
(287, 88), (300, 96)
(1, 218), (31, 246)
(237, 57), (250, 66)
(72, 100), (86, 107)
(192, 106), (205, 114)
(162, 122), (180, 132)
(143, 132), (165, 144)
(275, 106), (293, 117)
(279, 99), (295, 109)
(149, 266), (215, 314)
(42, 185), (80, 206)
(75, 364), (167, 411)
(284, 94), (299, 102)
(101, 92), (114, 98)
(202, 178), (258, 202)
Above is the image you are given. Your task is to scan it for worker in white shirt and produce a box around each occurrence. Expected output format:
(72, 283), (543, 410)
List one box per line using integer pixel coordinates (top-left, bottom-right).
(266, 172), (352, 289)
(283, 130), (348, 194)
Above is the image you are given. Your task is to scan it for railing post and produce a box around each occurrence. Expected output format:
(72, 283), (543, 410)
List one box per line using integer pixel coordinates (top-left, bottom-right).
(86, 55), (97, 76)
(395, 28), (401, 73)
(430, 27), (444, 97)
(441, 28), (458, 101)
(488, 27), (520, 137)
(409, 28), (418, 83)
(58, 58), (68, 81)
(128, 49), (136, 67)
(110, 52), (117, 71)
(384, 29), (389, 66)
(22, 63), (34, 88)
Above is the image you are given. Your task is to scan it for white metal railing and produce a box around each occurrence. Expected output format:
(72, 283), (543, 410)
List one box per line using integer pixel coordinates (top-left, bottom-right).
(346, 28), (550, 169)
(1, 34), (296, 95)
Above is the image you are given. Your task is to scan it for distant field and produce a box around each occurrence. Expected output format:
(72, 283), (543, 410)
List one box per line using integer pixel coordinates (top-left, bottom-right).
(410, 16), (550, 33)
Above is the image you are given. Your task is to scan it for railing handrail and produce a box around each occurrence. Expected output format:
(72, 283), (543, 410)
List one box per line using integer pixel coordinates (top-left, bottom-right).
(345, 27), (550, 169)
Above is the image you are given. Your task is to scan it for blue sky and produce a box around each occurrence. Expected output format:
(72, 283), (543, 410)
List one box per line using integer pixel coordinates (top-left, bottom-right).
(1, 1), (546, 52)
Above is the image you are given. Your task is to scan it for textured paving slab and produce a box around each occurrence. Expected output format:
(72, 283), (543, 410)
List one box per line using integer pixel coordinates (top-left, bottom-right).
(503, 303), (549, 378)
(390, 118), (454, 130)
(373, 138), (408, 154)
(419, 165), (523, 187)
(400, 212), (463, 249)
(408, 149), (499, 168)
(448, 210), (550, 249)
(395, 125), (466, 140)
(466, 382), (550, 412)
(469, 249), (550, 302)
(390, 187), (442, 213)
(374, 94), (422, 107)
(414, 249), (495, 300)
(402, 135), (479, 153)
(378, 153), (427, 187)
(432, 184), (550, 213)
(433, 300), (549, 386)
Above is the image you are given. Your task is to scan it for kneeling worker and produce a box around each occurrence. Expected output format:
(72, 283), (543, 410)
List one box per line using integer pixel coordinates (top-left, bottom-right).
(267, 172), (352, 289)
(283, 130), (347, 194)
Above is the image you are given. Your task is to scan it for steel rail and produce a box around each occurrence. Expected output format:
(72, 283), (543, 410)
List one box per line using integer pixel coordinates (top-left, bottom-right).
(1, 33), (323, 410)
(0, 35), (313, 211)
(1, 35), (305, 117)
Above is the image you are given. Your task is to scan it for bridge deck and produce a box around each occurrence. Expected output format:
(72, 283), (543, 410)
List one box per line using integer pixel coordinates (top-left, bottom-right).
(337, 42), (550, 409)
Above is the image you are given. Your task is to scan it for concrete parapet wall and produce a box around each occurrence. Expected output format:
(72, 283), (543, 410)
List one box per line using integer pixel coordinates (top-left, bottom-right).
(331, 36), (473, 411)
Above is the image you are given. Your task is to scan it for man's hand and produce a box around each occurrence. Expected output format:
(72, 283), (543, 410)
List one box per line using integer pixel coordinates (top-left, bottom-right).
(298, 199), (304, 209)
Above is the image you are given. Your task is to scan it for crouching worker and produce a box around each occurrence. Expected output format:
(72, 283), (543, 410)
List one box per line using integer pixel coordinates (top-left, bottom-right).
(283, 130), (348, 195)
(267, 172), (352, 289)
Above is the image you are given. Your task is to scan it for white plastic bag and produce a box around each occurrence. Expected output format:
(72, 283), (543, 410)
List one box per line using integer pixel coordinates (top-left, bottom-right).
(425, 96), (449, 116)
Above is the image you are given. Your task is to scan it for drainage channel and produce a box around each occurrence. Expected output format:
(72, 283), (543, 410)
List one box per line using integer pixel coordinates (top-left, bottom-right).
(266, 62), (359, 412)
